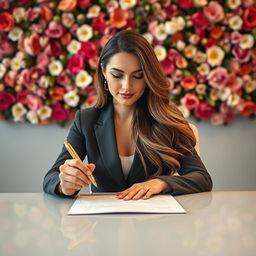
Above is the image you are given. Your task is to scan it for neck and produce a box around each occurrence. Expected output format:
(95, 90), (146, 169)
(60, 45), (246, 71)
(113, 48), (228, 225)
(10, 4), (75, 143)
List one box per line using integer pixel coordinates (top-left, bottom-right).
(113, 102), (135, 121)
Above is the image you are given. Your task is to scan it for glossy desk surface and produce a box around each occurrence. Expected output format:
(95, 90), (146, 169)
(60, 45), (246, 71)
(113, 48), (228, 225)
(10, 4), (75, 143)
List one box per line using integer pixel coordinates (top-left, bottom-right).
(0, 191), (255, 256)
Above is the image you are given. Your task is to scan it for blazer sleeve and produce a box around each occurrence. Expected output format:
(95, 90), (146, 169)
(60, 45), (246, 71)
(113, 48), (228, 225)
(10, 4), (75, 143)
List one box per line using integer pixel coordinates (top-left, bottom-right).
(156, 149), (213, 195)
(43, 110), (87, 196)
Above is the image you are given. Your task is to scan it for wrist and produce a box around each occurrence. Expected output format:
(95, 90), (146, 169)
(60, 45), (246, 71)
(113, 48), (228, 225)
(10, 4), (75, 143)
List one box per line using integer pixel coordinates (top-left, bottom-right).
(56, 183), (63, 195)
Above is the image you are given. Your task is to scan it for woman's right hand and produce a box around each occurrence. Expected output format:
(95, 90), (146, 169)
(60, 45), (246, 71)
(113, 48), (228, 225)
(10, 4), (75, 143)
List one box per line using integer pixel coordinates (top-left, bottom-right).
(58, 159), (96, 196)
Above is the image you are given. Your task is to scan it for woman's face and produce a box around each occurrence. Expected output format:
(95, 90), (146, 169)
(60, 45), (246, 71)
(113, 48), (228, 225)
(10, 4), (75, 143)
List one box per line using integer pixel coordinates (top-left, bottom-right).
(102, 52), (146, 108)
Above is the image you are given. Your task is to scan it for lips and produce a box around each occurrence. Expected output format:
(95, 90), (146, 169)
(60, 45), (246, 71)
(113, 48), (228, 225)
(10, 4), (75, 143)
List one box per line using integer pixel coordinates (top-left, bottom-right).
(119, 93), (134, 99)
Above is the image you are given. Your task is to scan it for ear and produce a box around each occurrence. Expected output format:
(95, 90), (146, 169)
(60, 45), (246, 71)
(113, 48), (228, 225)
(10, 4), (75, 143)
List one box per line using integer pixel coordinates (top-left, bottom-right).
(101, 63), (106, 78)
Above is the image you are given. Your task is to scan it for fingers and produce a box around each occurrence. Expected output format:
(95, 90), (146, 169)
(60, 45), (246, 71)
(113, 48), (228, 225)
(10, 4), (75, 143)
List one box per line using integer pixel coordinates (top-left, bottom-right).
(116, 179), (169, 200)
(60, 164), (90, 186)
(117, 184), (151, 200)
(58, 160), (96, 196)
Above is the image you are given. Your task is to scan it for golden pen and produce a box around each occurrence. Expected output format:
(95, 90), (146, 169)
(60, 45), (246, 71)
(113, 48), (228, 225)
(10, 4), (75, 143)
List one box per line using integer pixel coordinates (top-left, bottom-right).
(64, 141), (98, 188)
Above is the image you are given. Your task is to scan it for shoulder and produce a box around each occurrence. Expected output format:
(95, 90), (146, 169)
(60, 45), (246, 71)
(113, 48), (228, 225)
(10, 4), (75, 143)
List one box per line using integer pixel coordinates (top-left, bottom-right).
(75, 106), (102, 126)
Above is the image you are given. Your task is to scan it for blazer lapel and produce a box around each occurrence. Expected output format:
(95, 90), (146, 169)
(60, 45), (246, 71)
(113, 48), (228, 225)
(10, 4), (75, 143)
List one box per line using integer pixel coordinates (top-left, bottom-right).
(94, 103), (127, 189)
(126, 152), (147, 186)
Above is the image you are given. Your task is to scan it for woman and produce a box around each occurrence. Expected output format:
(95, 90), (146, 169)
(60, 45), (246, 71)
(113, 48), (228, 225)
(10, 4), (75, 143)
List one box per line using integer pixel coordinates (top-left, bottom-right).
(43, 30), (212, 200)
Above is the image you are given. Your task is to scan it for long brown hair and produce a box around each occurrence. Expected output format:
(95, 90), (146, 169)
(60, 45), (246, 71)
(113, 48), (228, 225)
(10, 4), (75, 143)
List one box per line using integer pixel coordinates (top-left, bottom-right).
(95, 30), (196, 176)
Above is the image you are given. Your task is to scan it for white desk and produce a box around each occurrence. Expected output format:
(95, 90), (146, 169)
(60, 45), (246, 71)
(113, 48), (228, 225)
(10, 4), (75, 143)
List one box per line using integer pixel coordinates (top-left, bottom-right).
(0, 192), (255, 256)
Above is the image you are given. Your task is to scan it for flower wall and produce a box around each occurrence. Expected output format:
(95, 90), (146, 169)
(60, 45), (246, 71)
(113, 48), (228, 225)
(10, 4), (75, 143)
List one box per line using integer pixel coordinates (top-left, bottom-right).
(0, 0), (256, 126)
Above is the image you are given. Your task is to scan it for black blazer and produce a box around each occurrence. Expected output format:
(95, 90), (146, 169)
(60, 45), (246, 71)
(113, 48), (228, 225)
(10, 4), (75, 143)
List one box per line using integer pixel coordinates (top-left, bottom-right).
(43, 103), (212, 196)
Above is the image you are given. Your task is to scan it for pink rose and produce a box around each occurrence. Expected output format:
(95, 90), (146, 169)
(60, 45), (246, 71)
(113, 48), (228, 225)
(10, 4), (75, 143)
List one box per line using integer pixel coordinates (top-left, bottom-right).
(226, 74), (243, 92)
(27, 7), (40, 21)
(30, 67), (44, 82)
(0, 91), (16, 110)
(195, 102), (214, 120)
(180, 93), (200, 110)
(34, 88), (46, 99)
(167, 78), (175, 90)
(77, 0), (91, 7)
(45, 22), (64, 39)
(67, 55), (84, 75)
(4, 70), (17, 87)
(178, 0), (193, 9)
(86, 85), (97, 97)
(0, 0), (10, 9)
(20, 69), (33, 86)
(37, 53), (50, 69)
(207, 67), (228, 90)
(204, 1), (224, 23)
(232, 45), (251, 63)
(107, 0), (119, 13)
(0, 32), (14, 55)
(210, 113), (225, 125)
(51, 103), (68, 122)
(171, 85), (182, 95)
(18, 0), (31, 4)
(230, 60), (240, 73)
(57, 71), (69, 87)
(89, 56), (99, 70)
(160, 58), (174, 75)
(24, 33), (41, 55)
(172, 69), (183, 82)
(231, 31), (242, 44)
(219, 103), (235, 123)
(175, 56), (188, 69)
(168, 49), (179, 61)
(27, 95), (43, 111)
(78, 41), (97, 62)
(44, 40), (62, 57)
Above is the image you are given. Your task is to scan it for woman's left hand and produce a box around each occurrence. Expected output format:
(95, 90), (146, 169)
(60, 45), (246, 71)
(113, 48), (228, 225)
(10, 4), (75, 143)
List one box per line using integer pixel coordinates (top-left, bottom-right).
(116, 179), (170, 200)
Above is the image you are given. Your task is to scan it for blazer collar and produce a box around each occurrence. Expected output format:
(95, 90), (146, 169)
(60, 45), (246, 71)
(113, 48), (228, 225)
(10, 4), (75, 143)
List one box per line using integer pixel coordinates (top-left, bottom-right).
(94, 102), (147, 189)
(94, 102), (127, 188)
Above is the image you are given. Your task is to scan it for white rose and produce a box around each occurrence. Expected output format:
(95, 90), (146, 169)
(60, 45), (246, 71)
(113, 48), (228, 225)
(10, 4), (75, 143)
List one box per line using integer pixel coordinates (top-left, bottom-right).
(48, 60), (63, 76)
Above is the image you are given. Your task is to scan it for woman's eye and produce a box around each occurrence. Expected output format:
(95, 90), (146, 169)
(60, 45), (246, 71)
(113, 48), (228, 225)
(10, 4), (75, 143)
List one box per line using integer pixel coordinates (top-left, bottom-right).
(111, 74), (122, 79)
(134, 74), (144, 79)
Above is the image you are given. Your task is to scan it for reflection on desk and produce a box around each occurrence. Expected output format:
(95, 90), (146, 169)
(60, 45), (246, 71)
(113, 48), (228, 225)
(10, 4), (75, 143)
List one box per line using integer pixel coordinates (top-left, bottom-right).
(0, 192), (255, 256)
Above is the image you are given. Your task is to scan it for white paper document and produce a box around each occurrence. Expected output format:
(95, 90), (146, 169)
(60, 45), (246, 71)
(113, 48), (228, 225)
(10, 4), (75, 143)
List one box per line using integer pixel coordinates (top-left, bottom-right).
(68, 193), (186, 215)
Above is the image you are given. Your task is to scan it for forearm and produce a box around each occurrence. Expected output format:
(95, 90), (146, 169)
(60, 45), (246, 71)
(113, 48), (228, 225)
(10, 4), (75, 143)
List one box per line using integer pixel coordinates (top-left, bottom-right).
(156, 170), (212, 195)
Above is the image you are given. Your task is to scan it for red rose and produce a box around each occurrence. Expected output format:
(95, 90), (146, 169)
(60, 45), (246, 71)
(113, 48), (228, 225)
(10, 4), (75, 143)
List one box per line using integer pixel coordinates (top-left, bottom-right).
(51, 103), (68, 122)
(241, 101), (256, 117)
(0, 91), (16, 110)
(160, 58), (174, 75)
(41, 5), (53, 22)
(50, 87), (66, 102)
(17, 90), (31, 105)
(92, 16), (106, 33)
(190, 12), (208, 31)
(180, 75), (197, 90)
(178, 0), (193, 9)
(77, 0), (91, 7)
(67, 55), (84, 75)
(24, 33), (41, 55)
(243, 7), (256, 29)
(195, 102), (214, 120)
(78, 42), (97, 62)
(0, 12), (14, 32)
(45, 40), (62, 57)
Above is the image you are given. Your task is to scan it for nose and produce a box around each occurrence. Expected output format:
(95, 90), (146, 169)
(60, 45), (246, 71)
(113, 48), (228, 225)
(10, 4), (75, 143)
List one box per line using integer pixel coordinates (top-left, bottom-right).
(121, 77), (132, 90)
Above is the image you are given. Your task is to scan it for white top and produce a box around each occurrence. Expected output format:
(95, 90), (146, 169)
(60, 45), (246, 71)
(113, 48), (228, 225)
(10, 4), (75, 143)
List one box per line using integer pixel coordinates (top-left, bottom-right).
(120, 155), (134, 180)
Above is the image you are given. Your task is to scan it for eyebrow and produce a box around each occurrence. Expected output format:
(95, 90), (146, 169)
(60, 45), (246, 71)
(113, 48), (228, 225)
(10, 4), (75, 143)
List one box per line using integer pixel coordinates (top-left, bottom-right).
(110, 68), (142, 73)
